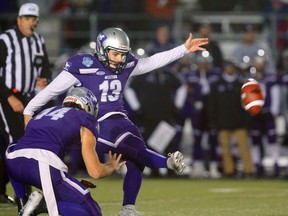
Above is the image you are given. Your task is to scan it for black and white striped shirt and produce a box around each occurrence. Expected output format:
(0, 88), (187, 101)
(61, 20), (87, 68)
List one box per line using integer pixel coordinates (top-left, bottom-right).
(0, 27), (51, 98)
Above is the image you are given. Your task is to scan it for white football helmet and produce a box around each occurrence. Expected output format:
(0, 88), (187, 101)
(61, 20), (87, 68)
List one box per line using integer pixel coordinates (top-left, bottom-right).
(95, 27), (130, 74)
(62, 87), (98, 116)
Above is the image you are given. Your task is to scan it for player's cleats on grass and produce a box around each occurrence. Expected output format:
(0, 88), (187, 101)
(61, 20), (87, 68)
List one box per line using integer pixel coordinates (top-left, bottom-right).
(16, 195), (28, 213)
(167, 151), (187, 174)
(0, 194), (14, 204)
(18, 191), (47, 216)
(118, 204), (144, 216)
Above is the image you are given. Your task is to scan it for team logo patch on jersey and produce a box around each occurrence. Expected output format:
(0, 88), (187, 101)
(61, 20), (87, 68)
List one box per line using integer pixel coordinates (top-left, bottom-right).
(82, 57), (93, 67)
(64, 61), (72, 70)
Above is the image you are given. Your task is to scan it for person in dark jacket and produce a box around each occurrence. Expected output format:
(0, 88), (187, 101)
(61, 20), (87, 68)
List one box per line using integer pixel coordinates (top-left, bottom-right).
(196, 22), (224, 69)
(208, 60), (254, 177)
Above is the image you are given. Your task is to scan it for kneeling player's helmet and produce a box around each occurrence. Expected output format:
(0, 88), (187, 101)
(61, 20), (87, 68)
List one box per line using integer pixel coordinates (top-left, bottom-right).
(95, 27), (130, 74)
(62, 87), (98, 117)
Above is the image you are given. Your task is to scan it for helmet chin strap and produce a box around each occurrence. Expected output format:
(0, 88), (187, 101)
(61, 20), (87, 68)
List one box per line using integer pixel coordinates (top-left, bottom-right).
(98, 51), (126, 74)
(108, 60), (118, 68)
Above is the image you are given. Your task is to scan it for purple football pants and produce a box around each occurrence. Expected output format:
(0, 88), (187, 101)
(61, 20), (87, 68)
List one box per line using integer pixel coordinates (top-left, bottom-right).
(96, 116), (168, 206)
(6, 155), (101, 216)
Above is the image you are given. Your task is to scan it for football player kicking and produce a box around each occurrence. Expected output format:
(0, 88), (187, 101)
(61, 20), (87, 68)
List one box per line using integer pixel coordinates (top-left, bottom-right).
(6, 87), (125, 216)
(23, 27), (208, 216)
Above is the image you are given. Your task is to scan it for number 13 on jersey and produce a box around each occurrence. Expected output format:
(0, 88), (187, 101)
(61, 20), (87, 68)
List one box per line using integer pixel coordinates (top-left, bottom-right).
(99, 80), (122, 102)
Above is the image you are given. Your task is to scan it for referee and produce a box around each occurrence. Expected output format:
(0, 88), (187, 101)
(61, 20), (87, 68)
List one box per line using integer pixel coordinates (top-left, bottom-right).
(0, 3), (51, 207)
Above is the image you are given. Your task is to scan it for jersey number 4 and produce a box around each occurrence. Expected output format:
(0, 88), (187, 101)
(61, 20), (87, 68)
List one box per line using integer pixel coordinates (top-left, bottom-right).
(34, 107), (71, 121)
(99, 80), (122, 102)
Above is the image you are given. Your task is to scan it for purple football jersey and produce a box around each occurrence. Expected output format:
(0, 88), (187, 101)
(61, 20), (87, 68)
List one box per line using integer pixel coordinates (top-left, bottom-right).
(64, 53), (139, 118)
(13, 106), (98, 159)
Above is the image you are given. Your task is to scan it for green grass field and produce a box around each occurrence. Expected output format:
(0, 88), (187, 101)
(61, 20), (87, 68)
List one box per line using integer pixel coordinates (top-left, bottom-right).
(1, 177), (288, 216)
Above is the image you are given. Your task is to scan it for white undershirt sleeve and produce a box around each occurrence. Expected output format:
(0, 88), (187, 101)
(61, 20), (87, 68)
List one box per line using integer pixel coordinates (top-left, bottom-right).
(23, 71), (81, 115)
(130, 44), (188, 77)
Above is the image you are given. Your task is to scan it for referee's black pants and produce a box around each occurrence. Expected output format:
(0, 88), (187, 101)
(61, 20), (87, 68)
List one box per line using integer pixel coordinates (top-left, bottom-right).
(0, 93), (30, 196)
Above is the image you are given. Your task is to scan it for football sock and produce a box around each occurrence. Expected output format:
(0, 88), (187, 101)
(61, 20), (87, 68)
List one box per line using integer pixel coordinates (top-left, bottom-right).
(137, 148), (167, 168)
(123, 160), (143, 205)
(120, 135), (167, 168)
(9, 178), (26, 198)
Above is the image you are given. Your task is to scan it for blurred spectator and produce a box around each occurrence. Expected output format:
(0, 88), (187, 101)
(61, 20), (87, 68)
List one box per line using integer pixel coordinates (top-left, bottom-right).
(112, 0), (144, 13)
(196, 21), (224, 69)
(277, 46), (288, 73)
(125, 67), (187, 177)
(145, 0), (178, 28)
(197, 0), (237, 11)
(93, 0), (146, 31)
(51, 0), (71, 15)
(236, 0), (268, 11)
(232, 24), (276, 73)
(249, 56), (281, 177)
(178, 54), (222, 178)
(145, 24), (175, 55)
(278, 52), (288, 156)
(63, 0), (93, 49)
(263, 0), (288, 71)
(208, 60), (254, 177)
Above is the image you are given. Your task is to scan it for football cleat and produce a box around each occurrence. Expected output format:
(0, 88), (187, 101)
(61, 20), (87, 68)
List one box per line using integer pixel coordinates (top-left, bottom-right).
(0, 194), (14, 204)
(118, 205), (143, 216)
(167, 151), (187, 174)
(190, 161), (209, 179)
(16, 195), (28, 213)
(18, 191), (47, 216)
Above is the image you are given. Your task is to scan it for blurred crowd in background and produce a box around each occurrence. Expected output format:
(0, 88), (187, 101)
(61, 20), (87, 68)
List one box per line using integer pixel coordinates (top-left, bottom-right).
(2, 0), (288, 179)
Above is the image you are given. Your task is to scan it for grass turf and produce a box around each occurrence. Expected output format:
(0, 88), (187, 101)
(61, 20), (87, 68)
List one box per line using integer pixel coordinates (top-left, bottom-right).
(1, 177), (288, 216)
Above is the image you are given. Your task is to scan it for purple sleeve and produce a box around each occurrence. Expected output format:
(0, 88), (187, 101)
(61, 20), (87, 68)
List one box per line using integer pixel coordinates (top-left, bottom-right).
(80, 114), (99, 139)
